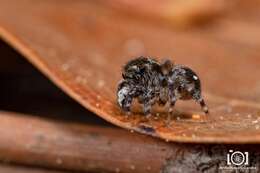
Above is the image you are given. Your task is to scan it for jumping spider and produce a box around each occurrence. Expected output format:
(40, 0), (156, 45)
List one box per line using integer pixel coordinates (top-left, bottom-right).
(117, 57), (209, 116)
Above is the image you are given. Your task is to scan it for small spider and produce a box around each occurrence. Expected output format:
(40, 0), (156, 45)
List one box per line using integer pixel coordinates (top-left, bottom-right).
(117, 56), (209, 116)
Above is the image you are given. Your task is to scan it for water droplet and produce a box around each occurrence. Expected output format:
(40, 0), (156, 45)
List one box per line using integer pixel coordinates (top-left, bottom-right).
(252, 120), (258, 124)
(115, 168), (120, 173)
(192, 114), (201, 119)
(226, 107), (232, 113)
(130, 165), (135, 170)
(97, 80), (105, 88)
(96, 103), (100, 107)
(75, 76), (87, 84)
(61, 63), (70, 71)
(56, 158), (63, 165)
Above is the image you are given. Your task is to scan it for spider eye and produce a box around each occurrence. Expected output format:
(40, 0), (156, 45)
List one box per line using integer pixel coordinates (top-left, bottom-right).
(139, 67), (145, 74)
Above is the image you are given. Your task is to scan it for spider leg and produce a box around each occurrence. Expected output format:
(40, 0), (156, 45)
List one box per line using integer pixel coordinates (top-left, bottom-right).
(186, 85), (209, 114)
(165, 90), (177, 126)
(143, 96), (156, 117)
(168, 88), (177, 114)
(192, 94), (209, 114)
(158, 88), (168, 106)
(198, 98), (209, 114)
(122, 95), (133, 113)
(143, 103), (152, 117)
(117, 80), (135, 114)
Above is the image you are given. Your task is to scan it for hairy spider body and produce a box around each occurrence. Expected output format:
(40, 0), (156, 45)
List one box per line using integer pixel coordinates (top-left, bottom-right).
(117, 57), (209, 115)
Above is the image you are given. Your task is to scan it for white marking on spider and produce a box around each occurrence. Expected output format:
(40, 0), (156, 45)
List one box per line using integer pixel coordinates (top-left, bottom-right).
(193, 75), (198, 80)
(117, 87), (129, 107)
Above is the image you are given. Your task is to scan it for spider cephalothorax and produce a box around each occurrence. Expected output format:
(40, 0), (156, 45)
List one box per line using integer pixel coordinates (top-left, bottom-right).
(117, 56), (209, 115)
